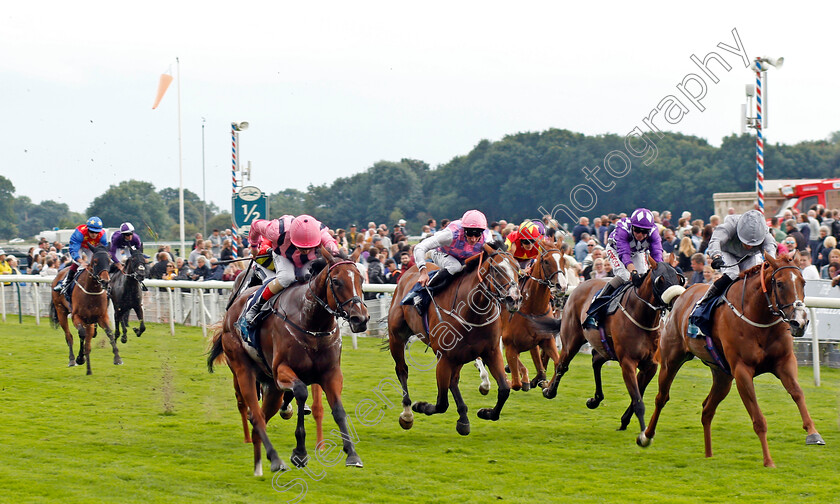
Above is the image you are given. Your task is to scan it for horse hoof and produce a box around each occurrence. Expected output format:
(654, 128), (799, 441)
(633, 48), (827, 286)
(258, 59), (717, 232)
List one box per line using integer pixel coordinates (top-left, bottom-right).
(68, 361), (76, 367)
(511, 383), (521, 392)
(114, 359), (123, 366)
(76, 357), (85, 365)
(133, 328), (142, 336)
(478, 385), (490, 396)
(271, 459), (289, 473)
(477, 408), (497, 421)
(806, 433), (826, 446)
(456, 421), (471, 436)
(504, 365), (510, 373)
(586, 398), (601, 409)
(637, 432), (652, 447)
(398, 415), (414, 430)
(303, 405), (312, 416)
(280, 407), (294, 420)
(345, 454), (364, 468)
(542, 388), (556, 400)
(291, 449), (308, 468)
(616, 424), (628, 431)
(521, 382), (531, 392)
(121, 335), (127, 344)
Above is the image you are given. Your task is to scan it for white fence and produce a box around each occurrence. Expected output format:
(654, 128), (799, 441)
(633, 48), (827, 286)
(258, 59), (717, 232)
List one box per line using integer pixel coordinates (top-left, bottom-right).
(0, 275), (396, 349)
(1, 275), (837, 385)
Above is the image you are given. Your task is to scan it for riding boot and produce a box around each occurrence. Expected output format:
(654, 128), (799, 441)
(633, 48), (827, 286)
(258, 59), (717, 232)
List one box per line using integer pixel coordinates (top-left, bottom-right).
(688, 274), (734, 336)
(584, 279), (620, 328)
(695, 274), (734, 310)
(426, 269), (453, 293)
(55, 268), (77, 293)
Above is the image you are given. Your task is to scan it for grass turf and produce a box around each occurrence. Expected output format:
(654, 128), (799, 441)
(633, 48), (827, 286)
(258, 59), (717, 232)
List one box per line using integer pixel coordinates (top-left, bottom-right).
(0, 317), (838, 503)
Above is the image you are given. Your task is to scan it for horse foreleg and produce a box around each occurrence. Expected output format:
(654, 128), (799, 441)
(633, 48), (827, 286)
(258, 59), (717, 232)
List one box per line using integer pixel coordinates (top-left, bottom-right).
(119, 311), (129, 344)
(620, 360), (657, 430)
(617, 359), (646, 434)
(83, 323), (94, 375)
(587, 351), (608, 410)
(528, 347), (547, 389)
(504, 344), (524, 391)
(474, 358), (491, 395)
(320, 370), (363, 468)
(412, 357), (452, 417)
(640, 352), (689, 447)
(537, 337), (561, 391)
(113, 308), (123, 341)
(311, 384), (324, 451)
(732, 364), (774, 467)
(100, 317), (122, 366)
(133, 304), (146, 338)
(58, 308), (75, 367)
(776, 354), (824, 445)
(477, 344), (510, 421)
(700, 367), (734, 459)
(543, 329), (585, 399)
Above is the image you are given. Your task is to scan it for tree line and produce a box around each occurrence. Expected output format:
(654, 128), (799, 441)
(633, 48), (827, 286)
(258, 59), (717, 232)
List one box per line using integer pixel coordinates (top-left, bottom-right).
(2, 129), (840, 240)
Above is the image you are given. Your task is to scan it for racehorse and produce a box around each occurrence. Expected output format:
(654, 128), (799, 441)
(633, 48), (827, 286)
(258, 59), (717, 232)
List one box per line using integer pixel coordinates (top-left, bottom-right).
(501, 242), (567, 392)
(109, 248), (147, 342)
(208, 246), (369, 476)
(538, 256), (685, 436)
(49, 246), (121, 375)
(388, 242), (522, 435)
(640, 252), (824, 467)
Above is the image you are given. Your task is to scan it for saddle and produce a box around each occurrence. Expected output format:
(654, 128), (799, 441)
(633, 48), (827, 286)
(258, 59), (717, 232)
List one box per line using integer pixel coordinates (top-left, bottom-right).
(583, 282), (633, 329)
(687, 283), (733, 339)
(238, 282), (284, 348)
(399, 270), (448, 317)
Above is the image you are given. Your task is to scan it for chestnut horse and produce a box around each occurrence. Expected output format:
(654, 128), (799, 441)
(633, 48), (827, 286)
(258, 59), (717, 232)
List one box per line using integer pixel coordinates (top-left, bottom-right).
(109, 248), (147, 342)
(501, 242), (567, 392)
(388, 242), (522, 435)
(208, 247), (369, 476)
(640, 252), (824, 467)
(49, 246), (121, 375)
(538, 256), (685, 436)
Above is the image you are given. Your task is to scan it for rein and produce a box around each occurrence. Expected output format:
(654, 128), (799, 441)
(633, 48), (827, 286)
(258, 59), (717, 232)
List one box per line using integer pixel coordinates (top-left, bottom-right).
(76, 271), (108, 296)
(722, 263), (802, 328)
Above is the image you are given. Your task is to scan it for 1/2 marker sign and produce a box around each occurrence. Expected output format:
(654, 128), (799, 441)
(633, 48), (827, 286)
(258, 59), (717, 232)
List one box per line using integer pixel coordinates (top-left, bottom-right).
(232, 186), (269, 228)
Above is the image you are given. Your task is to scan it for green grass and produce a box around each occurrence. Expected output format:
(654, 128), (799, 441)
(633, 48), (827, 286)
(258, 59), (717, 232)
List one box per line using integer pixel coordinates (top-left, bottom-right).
(0, 317), (838, 503)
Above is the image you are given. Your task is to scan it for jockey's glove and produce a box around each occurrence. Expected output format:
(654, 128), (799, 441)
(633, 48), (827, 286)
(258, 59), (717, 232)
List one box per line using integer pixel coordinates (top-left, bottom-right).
(631, 270), (643, 288)
(710, 255), (724, 270)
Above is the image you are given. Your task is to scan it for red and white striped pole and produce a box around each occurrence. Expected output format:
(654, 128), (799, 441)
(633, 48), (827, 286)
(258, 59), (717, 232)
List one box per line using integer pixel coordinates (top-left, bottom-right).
(755, 59), (765, 214)
(231, 123), (240, 234)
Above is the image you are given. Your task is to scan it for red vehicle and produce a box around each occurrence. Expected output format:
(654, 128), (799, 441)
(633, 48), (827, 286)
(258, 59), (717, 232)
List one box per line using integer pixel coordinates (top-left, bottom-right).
(777, 178), (840, 216)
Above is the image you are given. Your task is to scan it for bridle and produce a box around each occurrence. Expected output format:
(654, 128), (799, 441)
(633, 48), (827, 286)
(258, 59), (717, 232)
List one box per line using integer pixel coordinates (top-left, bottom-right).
(476, 249), (519, 305)
(760, 263), (805, 325)
(309, 260), (365, 322)
(86, 252), (111, 291)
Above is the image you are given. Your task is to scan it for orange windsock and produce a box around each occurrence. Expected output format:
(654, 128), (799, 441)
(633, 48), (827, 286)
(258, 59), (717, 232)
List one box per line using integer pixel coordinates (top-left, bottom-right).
(152, 73), (174, 109)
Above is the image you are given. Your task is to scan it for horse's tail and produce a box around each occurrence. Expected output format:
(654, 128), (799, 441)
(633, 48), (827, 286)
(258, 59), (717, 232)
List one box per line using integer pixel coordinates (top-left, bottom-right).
(49, 300), (58, 329)
(528, 314), (563, 334)
(206, 321), (226, 372)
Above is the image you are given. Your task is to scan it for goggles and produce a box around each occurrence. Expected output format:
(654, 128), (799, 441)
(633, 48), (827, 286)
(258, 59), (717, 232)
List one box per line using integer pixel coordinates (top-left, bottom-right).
(464, 228), (484, 238)
(520, 239), (535, 245)
(631, 226), (650, 236)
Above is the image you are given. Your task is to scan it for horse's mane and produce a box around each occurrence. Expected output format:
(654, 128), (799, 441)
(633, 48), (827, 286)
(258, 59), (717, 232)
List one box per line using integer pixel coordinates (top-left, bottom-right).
(739, 263), (763, 279)
(461, 241), (504, 274)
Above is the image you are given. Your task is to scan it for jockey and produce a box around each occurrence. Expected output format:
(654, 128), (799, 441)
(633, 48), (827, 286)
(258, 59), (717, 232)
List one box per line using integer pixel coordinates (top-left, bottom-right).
(109, 222), (143, 268)
(691, 210), (776, 317)
(53, 216), (108, 294)
(504, 219), (543, 271)
(407, 210), (492, 312)
(591, 208), (663, 307)
(239, 214), (340, 329)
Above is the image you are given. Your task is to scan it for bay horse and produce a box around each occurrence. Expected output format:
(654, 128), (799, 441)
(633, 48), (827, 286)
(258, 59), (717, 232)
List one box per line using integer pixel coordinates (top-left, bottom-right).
(208, 246), (369, 476)
(388, 242), (522, 435)
(538, 255), (685, 435)
(501, 242), (567, 392)
(49, 246), (121, 375)
(109, 248), (147, 342)
(640, 252), (824, 467)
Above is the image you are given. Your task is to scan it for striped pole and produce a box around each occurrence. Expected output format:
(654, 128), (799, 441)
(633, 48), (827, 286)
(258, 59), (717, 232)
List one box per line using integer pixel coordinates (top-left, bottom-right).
(755, 59), (764, 214)
(231, 123), (238, 234)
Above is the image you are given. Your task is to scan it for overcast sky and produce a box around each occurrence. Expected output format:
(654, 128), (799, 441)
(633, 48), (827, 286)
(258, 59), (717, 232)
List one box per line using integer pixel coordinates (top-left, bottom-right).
(2, 1), (835, 214)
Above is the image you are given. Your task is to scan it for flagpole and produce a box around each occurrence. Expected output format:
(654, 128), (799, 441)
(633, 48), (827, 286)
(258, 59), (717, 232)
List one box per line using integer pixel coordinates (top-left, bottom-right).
(177, 57), (186, 258)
